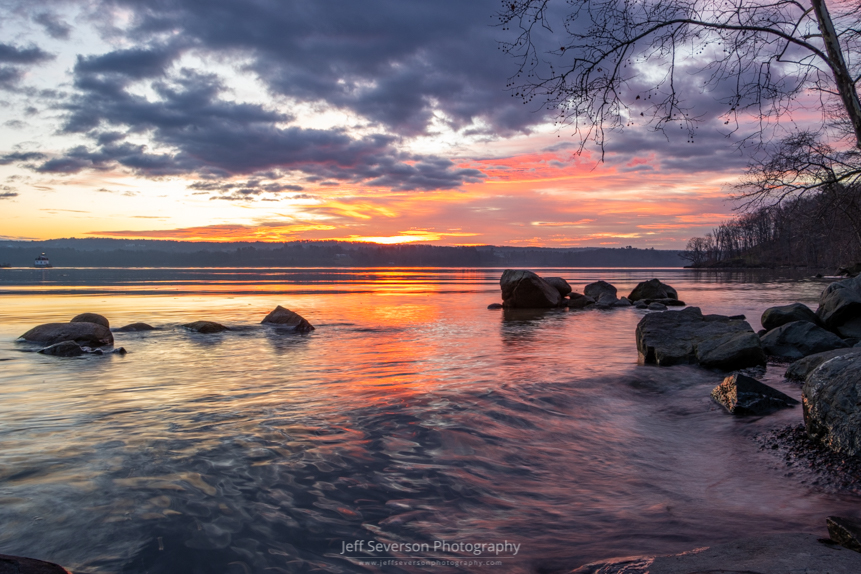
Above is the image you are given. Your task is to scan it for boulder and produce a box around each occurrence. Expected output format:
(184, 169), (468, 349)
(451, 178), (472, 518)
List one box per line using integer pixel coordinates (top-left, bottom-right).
(499, 270), (562, 308)
(647, 302), (667, 311)
(636, 306), (766, 369)
(543, 277), (572, 297)
(584, 280), (617, 301)
(38, 340), (84, 357)
(711, 373), (798, 415)
(634, 301), (648, 309)
(785, 347), (861, 381)
(817, 275), (861, 338)
(827, 516), (861, 553)
(612, 297), (632, 307)
(595, 292), (619, 308)
(627, 278), (678, 302)
(20, 322), (114, 347)
(487, 303), (503, 310)
(761, 303), (819, 331)
(70, 313), (109, 328)
(115, 322), (156, 332)
(0, 554), (71, 574)
(261, 306), (315, 332)
(646, 298), (686, 307)
(566, 293), (595, 309)
(760, 320), (848, 361)
(182, 321), (229, 334)
(803, 353), (861, 457)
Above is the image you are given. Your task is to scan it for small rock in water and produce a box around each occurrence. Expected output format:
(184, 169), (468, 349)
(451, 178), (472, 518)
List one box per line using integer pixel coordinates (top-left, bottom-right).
(634, 301), (648, 309)
(612, 297), (632, 307)
(566, 293), (595, 309)
(113, 347), (127, 355)
(38, 340), (84, 357)
(261, 306), (315, 332)
(182, 321), (229, 334)
(711, 373), (798, 415)
(647, 302), (667, 311)
(70, 312), (110, 328)
(627, 278), (678, 302)
(584, 280), (617, 302)
(115, 322), (156, 332)
(827, 516), (861, 553)
(20, 322), (114, 347)
(487, 303), (503, 310)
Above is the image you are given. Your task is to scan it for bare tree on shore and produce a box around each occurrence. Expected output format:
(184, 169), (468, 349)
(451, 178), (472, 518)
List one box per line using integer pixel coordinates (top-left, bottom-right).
(499, 0), (861, 204)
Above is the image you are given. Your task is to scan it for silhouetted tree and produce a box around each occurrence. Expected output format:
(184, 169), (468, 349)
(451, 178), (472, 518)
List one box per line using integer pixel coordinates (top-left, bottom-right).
(500, 0), (861, 200)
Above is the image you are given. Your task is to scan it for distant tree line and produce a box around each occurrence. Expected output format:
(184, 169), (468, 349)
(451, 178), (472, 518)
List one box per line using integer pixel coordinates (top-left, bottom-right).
(0, 240), (685, 268)
(682, 185), (861, 269)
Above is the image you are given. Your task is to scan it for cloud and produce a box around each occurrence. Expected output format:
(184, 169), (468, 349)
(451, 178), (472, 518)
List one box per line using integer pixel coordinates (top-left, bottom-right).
(0, 151), (47, 165)
(33, 12), (72, 40)
(0, 43), (53, 64)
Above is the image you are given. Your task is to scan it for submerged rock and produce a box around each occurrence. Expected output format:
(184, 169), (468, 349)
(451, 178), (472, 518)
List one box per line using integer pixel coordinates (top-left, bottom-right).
(761, 303), (819, 331)
(817, 275), (861, 338)
(499, 270), (562, 308)
(760, 320), (848, 360)
(584, 280), (617, 302)
(115, 322), (156, 332)
(571, 533), (861, 574)
(20, 322), (114, 347)
(543, 277), (572, 297)
(0, 553), (71, 574)
(70, 312), (109, 328)
(785, 348), (861, 381)
(261, 306), (315, 332)
(827, 516), (861, 553)
(635, 306), (766, 370)
(487, 303), (503, 310)
(711, 373), (798, 415)
(38, 340), (85, 357)
(647, 302), (667, 311)
(803, 353), (861, 457)
(182, 321), (229, 334)
(627, 278), (678, 302)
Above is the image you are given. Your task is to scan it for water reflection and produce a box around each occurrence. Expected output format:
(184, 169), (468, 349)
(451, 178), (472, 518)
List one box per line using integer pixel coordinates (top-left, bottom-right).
(0, 269), (856, 574)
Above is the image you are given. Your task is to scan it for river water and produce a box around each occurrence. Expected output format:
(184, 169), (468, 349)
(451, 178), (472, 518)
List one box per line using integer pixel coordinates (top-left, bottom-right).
(0, 267), (857, 573)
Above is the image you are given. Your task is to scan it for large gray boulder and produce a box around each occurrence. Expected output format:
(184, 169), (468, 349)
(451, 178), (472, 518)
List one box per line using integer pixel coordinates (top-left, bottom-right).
(785, 347), (861, 381)
(635, 307), (766, 370)
(261, 306), (315, 332)
(584, 280), (617, 301)
(760, 320), (848, 360)
(500, 270), (562, 308)
(817, 275), (861, 338)
(761, 303), (819, 331)
(20, 321), (114, 347)
(803, 353), (861, 457)
(543, 277), (572, 297)
(628, 278), (678, 302)
(711, 373), (798, 415)
(70, 312), (110, 328)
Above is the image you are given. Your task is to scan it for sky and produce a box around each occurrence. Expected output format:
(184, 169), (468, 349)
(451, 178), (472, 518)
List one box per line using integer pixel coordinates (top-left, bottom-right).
(0, 0), (787, 247)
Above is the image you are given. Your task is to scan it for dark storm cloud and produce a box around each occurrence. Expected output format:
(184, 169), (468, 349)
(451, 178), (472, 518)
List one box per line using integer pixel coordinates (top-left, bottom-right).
(34, 12), (72, 40)
(74, 45), (180, 79)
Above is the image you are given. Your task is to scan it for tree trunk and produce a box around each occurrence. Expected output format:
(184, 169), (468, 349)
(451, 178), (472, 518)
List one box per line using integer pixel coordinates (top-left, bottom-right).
(811, 0), (861, 149)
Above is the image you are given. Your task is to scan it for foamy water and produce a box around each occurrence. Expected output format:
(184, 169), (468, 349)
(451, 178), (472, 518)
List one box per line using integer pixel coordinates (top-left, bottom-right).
(0, 268), (854, 573)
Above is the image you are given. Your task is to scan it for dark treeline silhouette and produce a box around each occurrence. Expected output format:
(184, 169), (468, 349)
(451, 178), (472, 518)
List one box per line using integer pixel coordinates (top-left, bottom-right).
(0, 239), (685, 268)
(682, 186), (861, 269)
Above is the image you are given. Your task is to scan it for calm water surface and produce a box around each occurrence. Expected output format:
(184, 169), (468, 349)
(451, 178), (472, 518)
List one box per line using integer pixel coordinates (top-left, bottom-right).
(0, 268), (856, 573)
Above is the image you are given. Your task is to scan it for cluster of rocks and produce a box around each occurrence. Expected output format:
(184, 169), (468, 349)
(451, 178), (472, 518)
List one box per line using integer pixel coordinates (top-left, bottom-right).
(494, 270), (684, 311)
(18, 306), (314, 357)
